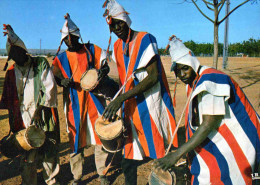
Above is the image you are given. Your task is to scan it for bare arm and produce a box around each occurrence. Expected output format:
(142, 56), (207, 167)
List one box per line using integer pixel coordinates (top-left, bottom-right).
(154, 114), (223, 171)
(52, 65), (74, 88)
(103, 55), (159, 121)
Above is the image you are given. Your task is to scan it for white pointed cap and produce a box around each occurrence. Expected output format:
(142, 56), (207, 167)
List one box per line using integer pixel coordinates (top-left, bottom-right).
(3, 24), (28, 56)
(60, 13), (80, 41)
(167, 35), (200, 73)
(103, 0), (132, 27)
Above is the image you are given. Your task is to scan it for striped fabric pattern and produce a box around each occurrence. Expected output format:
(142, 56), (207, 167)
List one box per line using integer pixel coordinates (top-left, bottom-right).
(52, 44), (106, 153)
(185, 67), (260, 185)
(112, 32), (177, 160)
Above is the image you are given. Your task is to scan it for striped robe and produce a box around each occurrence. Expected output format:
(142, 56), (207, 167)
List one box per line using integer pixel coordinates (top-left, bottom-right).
(185, 66), (260, 184)
(0, 57), (59, 133)
(52, 44), (106, 153)
(112, 32), (177, 160)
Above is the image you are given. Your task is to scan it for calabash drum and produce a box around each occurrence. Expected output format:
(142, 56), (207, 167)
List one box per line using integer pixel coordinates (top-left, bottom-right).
(148, 163), (191, 185)
(0, 125), (46, 158)
(95, 116), (124, 153)
(80, 69), (99, 91)
(80, 69), (119, 99)
(149, 168), (176, 185)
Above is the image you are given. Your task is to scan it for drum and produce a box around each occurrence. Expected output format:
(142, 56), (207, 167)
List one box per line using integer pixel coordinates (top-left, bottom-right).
(0, 125), (46, 158)
(148, 163), (191, 185)
(95, 116), (124, 153)
(80, 69), (119, 99)
(80, 69), (99, 91)
(149, 168), (176, 185)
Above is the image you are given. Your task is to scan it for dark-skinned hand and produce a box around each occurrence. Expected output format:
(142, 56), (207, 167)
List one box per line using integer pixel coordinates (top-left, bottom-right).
(32, 105), (44, 128)
(103, 96), (123, 121)
(153, 151), (181, 171)
(98, 62), (110, 81)
(61, 78), (73, 88)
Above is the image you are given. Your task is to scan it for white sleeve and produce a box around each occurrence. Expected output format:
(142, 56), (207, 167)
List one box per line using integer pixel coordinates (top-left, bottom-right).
(41, 67), (58, 108)
(112, 49), (116, 63)
(99, 49), (107, 66)
(198, 91), (226, 116)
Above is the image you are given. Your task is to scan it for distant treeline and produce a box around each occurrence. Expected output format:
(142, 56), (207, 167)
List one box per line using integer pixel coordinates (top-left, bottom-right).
(159, 38), (260, 57)
(1, 38), (259, 57)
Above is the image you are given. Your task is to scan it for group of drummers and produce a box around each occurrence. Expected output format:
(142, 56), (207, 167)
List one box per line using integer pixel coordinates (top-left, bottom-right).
(1, 0), (259, 185)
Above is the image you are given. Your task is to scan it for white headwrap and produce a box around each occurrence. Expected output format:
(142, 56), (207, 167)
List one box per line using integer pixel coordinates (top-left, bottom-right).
(54, 13), (88, 59)
(167, 35), (200, 73)
(60, 13), (80, 41)
(103, 0), (132, 27)
(3, 24), (28, 57)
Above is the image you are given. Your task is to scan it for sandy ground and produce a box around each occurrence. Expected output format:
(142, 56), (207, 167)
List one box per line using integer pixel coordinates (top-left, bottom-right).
(0, 56), (259, 184)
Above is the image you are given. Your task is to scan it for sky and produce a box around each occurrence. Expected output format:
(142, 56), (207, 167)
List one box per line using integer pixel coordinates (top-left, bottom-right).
(0, 0), (259, 51)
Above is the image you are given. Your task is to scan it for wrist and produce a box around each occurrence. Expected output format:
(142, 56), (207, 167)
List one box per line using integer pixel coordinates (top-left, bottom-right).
(174, 148), (185, 159)
(118, 94), (126, 103)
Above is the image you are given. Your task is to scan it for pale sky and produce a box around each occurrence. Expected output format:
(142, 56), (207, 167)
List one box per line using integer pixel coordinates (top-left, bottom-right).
(0, 0), (259, 50)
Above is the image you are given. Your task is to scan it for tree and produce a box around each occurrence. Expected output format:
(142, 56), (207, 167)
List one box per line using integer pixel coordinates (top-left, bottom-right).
(190, 0), (257, 69)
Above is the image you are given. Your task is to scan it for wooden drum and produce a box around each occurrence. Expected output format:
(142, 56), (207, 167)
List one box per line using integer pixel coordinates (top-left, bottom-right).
(95, 116), (124, 153)
(80, 69), (119, 99)
(80, 69), (99, 91)
(149, 168), (176, 185)
(0, 125), (46, 158)
(148, 163), (191, 185)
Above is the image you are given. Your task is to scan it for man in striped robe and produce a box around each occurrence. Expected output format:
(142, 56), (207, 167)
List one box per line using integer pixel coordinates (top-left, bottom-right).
(52, 14), (112, 185)
(102, 1), (178, 184)
(0, 24), (60, 185)
(155, 35), (260, 184)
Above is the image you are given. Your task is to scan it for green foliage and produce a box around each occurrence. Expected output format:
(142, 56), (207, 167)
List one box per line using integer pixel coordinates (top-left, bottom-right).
(158, 48), (167, 55)
(241, 38), (260, 57)
(160, 38), (260, 57)
(226, 38), (260, 57)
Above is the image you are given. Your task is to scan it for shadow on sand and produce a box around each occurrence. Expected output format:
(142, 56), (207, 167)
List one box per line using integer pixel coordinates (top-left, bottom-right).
(0, 141), (124, 184)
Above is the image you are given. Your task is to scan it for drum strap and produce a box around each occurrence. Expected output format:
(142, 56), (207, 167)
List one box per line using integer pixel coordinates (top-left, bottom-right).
(111, 72), (135, 101)
(29, 83), (44, 126)
(102, 139), (121, 176)
(84, 43), (94, 69)
(165, 82), (196, 155)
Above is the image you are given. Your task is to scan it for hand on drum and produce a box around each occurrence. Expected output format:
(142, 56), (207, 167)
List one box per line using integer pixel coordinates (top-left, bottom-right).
(103, 96), (123, 121)
(153, 151), (181, 171)
(32, 105), (44, 128)
(98, 62), (110, 80)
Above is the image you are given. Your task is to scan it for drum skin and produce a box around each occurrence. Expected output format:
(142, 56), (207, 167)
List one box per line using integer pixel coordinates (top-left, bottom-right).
(148, 164), (191, 185)
(0, 125), (46, 158)
(17, 125), (46, 150)
(95, 116), (124, 153)
(80, 69), (99, 91)
(149, 168), (175, 185)
(80, 69), (119, 99)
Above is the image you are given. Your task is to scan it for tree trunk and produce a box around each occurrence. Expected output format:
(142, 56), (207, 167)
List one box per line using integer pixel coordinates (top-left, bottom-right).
(213, 23), (219, 69)
(213, 3), (219, 69)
